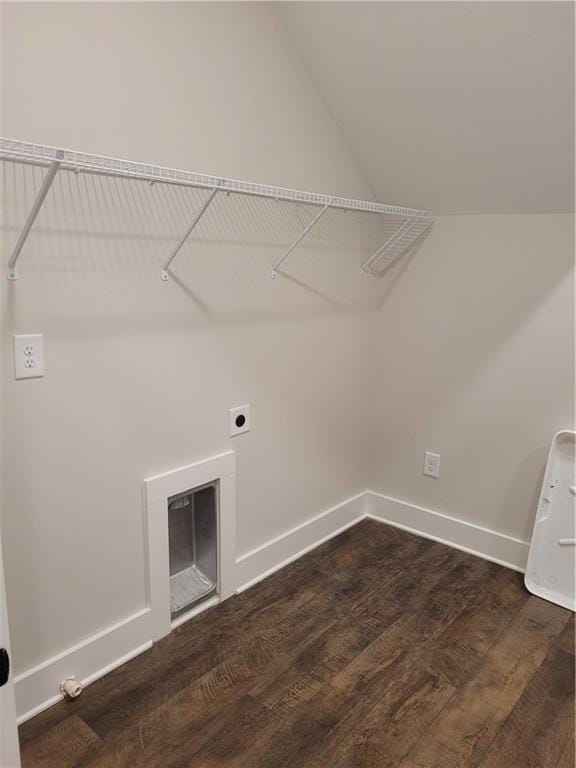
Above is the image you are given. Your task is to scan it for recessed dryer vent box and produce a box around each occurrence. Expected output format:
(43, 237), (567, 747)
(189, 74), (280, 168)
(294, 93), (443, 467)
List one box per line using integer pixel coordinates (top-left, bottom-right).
(145, 450), (235, 641)
(168, 481), (218, 618)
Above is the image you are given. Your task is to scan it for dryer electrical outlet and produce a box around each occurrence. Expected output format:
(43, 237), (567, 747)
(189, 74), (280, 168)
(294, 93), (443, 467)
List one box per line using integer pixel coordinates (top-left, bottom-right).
(13, 334), (44, 380)
(229, 405), (250, 437)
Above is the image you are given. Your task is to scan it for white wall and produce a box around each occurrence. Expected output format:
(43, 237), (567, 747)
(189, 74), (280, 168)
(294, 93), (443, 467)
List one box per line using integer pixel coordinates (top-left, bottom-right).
(1, 0), (574, 722)
(369, 213), (574, 543)
(0, 1), (378, 678)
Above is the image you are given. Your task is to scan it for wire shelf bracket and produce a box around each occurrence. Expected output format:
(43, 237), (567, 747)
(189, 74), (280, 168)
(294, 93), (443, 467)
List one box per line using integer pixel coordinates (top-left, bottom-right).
(160, 186), (220, 281)
(271, 202), (331, 277)
(6, 153), (63, 280)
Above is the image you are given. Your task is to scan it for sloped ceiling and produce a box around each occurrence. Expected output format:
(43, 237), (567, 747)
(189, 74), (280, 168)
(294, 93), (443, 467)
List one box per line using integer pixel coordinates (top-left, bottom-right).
(277, 2), (574, 214)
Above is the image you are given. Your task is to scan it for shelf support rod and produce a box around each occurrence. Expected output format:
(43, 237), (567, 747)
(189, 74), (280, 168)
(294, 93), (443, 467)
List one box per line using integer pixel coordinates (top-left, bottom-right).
(272, 202), (331, 276)
(7, 160), (61, 280)
(161, 187), (219, 281)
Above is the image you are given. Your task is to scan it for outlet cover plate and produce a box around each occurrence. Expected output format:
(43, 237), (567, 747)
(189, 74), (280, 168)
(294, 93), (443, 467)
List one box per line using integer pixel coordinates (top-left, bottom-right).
(14, 334), (44, 380)
(229, 405), (250, 437)
(424, 451), (440, 478)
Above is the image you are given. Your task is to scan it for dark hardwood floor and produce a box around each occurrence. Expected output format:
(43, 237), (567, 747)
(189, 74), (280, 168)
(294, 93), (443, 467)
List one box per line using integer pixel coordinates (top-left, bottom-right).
(19, 519), (575, 768)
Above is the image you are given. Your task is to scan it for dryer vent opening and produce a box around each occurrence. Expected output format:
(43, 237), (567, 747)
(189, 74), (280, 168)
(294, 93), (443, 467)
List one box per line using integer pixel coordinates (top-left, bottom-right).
(168, 481), (218, 618)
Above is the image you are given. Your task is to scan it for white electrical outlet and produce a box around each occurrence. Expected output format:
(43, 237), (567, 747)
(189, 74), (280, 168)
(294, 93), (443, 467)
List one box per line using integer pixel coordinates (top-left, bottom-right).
(229, 405), (250, 437)
(424, 451), (440, 478)
(14, 334), (44, 380)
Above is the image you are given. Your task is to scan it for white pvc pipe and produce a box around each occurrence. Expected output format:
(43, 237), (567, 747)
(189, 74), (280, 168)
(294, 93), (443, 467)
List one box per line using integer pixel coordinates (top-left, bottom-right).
(60, 677), (83, 698)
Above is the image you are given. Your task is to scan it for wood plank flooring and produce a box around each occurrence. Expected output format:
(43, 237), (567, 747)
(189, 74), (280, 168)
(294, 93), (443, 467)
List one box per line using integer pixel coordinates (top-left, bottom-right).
(19, 520), (575, 768)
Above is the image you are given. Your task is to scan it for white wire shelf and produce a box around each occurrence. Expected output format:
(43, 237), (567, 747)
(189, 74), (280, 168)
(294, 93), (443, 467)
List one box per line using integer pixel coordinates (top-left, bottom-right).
(0, 137), (433, 281)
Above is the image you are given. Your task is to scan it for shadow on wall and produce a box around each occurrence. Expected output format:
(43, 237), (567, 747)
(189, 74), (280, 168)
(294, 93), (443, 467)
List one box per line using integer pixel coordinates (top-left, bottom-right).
(0, 161), (431, 329)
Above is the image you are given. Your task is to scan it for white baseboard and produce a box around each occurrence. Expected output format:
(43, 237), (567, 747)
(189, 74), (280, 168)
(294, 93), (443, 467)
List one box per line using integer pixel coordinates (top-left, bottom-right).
(366, 491), (529, 573)
(14, 488), (530, 725)
(15, 607), (152, 724)
(14, 491), (367, 724)
(234, 491), (367, 592)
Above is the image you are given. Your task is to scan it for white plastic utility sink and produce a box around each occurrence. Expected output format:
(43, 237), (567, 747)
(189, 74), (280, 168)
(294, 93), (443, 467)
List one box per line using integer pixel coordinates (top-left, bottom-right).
(525, 430), (575, 612)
